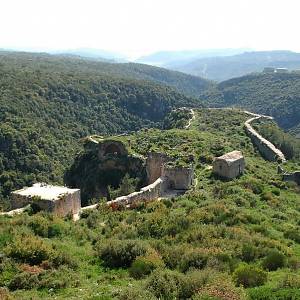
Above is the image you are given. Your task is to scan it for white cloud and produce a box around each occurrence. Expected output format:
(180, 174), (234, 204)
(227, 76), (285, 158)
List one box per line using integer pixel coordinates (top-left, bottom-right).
(1, 0), (300, 58)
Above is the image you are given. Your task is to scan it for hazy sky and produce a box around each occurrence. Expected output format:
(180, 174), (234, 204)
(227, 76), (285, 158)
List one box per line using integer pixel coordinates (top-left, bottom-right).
(1, 0), (300, 58)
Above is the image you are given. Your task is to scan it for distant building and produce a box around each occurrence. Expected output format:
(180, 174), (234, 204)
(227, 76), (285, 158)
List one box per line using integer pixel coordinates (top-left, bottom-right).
(263, 67), (275, 73)
(275, 68), (288, 73)
(213, 150), (245, 179)
(11, 183), (81, 218)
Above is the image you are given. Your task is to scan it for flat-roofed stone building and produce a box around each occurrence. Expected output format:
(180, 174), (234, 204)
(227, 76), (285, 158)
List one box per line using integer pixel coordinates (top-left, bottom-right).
(213, 151), (245, 179)
(11, 183), (81, 218)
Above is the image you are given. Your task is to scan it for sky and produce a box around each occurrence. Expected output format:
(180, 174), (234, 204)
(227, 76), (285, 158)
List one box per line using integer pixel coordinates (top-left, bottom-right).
(1, 0), (300, 59)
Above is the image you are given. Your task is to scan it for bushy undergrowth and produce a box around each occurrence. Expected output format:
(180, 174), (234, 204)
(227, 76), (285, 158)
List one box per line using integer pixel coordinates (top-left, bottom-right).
(0, 109), (299, 299)
(233, 264), (267, 288)
(95, 239), (148, 268)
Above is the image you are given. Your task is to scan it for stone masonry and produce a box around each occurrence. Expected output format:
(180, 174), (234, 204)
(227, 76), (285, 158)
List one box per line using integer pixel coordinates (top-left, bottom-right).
(11, 183), (81, 218)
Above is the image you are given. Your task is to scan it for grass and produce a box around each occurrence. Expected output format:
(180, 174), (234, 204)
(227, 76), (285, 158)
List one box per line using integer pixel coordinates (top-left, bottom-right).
(0, 108), (299, 299)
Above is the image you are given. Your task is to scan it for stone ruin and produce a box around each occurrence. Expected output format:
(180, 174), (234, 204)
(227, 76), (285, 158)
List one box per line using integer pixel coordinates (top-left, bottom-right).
(213, 150), (245, 179)
(108, 151), (194, 209)
(244, 114), (286, 163)
(278, 165), (300, 186)
(10, 183), (81, 219)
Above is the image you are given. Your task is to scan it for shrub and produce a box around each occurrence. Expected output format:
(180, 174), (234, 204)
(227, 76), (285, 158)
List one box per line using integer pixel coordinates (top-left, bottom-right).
(4, 234), (75, 268)
(28, 214), (65, 238)
(146, 269), (184, 300)
(0, 259), (19, 287)
(262, 250), (286, 271)
(28, 215), (49, 237)
(278, 273), (300, 289)
(195, 276), (246, 300)
(240, 244), (257, 263)
(233, 264), (267, 288)
(115, 286), (156, 300)
(0, 287), (13, 300)
(4, 235), (54, 265)
(180, 248), (209, 272)
(248, 287), (300, 300)
(95, 239), (148, 268)
(8, 272), (40, 290)
(284, 228), (300, 243)
(129, 250), (165, 279)
(181, 269), (219, 299)
(261, 191), (274, 202)
(159, 244), (187, 269)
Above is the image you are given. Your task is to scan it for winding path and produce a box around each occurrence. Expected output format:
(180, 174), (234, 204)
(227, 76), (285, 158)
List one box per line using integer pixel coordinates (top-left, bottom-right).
(185, 108), (196, 129)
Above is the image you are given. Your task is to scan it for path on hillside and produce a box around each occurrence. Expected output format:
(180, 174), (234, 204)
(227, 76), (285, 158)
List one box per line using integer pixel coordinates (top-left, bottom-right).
(185, 108), (195, 129)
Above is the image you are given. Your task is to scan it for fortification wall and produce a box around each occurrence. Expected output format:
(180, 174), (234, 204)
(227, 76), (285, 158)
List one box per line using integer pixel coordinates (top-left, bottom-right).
(108, 177), (163, 208)
(146, 152), (170, 184)
(244, 116), (286, 163)
(162, 166), (194, 190)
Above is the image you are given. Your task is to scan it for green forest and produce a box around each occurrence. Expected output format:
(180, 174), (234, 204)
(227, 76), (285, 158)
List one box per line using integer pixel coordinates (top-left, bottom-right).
(0, 51), (205, 208)
(202, 73), (300, 135)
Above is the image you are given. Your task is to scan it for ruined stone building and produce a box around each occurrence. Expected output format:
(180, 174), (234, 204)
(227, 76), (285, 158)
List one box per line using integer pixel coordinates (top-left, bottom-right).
(213, 150), (245, 179)
(11, 183), (81, 218)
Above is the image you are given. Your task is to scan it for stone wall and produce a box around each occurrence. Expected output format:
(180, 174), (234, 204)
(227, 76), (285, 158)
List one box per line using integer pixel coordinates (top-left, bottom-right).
(146, 152), (170, 184)
(10, 191), (81, 217)
(244, 116), (286, 163)
(283, 171), (300, 185)
(162, 166), (194, 190)
(213, 158), (245, 179)
(108, 177), (163, 208)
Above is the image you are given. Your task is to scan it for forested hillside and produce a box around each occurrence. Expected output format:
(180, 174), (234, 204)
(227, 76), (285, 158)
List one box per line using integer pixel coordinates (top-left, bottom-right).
(202, 73), (300, 135)
(0, 53), (202, 207)
(172, 50), (300, 81)
(0, 51), (212, 98)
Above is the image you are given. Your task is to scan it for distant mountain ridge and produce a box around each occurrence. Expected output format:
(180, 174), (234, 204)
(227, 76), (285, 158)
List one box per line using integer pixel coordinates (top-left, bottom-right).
(136, 48), (250, 67)
(170, 50), (300, 81)
(0, 50), (212, 98)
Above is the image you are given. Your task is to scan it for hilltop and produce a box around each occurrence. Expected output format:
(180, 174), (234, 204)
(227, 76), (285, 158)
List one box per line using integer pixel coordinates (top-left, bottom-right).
(0, 108), (299, 299)
(0, 51), (212, 98)
(202, 72), (300, 135)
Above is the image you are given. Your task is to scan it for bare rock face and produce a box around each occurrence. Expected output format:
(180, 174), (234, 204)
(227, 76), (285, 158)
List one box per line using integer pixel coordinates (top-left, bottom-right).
(65, 139), (146, 204)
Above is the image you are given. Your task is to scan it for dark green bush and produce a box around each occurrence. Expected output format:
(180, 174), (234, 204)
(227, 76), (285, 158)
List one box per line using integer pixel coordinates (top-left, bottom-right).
(4, 235), (54, 265)
(284, 228), (300, 243)
(233, 264), (267, 288)
(95, 239), (148, 268)
(262, 250), (286, 271)
(8, 272), (40, 290)
(28, 215), (65, 238)
(146, 269), (184, 300)
(248, 287), (300, 300)
(129, 251), (164, 279)
(240, 244), (257, 263)
(180, 248), (209, 272)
